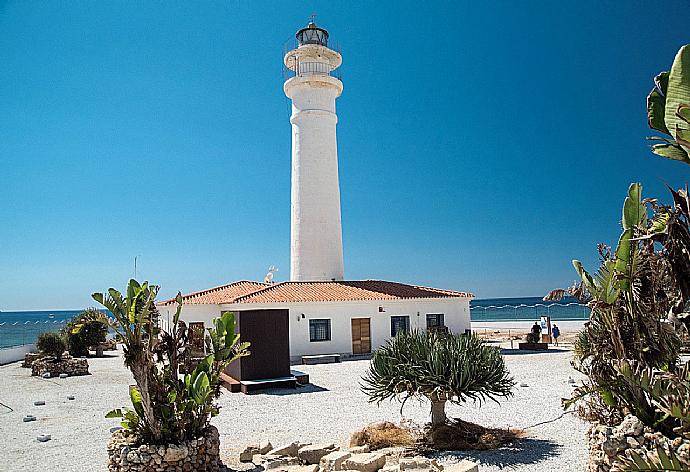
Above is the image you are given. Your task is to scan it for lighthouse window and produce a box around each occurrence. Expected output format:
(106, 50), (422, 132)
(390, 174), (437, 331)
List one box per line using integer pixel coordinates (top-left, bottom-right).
(391, 316), (410, 337)
(309, 319), (331, 342)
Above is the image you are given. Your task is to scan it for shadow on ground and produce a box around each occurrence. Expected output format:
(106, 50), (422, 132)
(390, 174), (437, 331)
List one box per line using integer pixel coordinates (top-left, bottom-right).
(432, 438), (560, 468)
(252, 383), (329, 396)
(500, 348), (570, 356)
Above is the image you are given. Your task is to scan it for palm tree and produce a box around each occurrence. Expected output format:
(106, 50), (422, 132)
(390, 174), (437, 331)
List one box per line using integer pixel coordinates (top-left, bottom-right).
(361, 331), (514, 426)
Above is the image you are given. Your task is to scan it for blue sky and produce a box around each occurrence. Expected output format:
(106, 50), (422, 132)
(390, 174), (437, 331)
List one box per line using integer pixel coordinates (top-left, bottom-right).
(1, 1), (689, 310)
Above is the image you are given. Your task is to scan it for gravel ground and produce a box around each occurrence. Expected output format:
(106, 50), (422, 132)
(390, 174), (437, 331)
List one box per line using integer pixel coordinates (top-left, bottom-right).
(0, 345), (588, 472)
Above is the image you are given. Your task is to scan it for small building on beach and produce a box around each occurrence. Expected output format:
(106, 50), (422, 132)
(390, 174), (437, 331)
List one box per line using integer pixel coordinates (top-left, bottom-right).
(158, 280), (472, 363)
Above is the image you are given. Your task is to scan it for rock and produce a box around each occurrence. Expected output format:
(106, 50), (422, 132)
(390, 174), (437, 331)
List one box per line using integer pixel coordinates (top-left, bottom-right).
(23, 415), (36, 422)
(270, 442), (300, 457)
(260, 440), (274, 454)
(59, 373), (69, 379)
(269, 466), (319, 472)
(444, 460), (479, 472)
(619, 415), (644, 437)
(241, 441), (274, 461)
(34, 400), (45, 406)
(37, 434), (51, 442)
(67, 395), (75, 400)
(342, 453), (387, 472)
(264, 456), (301, 469)
(109, 427), (123, 433)
(240, 445), (261, 462)
(349, 445), (370, 454)
(163, 444), (188, 462)
(399, 457), (442, 471)
(22, 352), (45, 368)
(298, 443), (338, 465)
(519, 382), (528, 387)
(567, 376), (576, 384)
(42, 373), (51, 379)
(320, 450), (352, 471)
(32, 357), (89, 377)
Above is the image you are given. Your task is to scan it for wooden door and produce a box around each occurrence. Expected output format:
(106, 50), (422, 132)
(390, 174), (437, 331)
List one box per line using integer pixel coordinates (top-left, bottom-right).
(351, 318), (371, 354)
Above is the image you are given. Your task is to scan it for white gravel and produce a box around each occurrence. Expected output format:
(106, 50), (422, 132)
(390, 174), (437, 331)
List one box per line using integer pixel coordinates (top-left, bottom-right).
(0, 345), (588, 471)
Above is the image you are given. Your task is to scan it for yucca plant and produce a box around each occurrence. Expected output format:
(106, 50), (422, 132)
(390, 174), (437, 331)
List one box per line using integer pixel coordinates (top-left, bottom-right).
(94, 279), (250, 444)
(361, 331), (514, 426)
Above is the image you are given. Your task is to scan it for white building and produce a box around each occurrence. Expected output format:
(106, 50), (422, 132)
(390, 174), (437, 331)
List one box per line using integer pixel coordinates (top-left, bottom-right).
(159, 280), (472, 362)
(162, 21), (473, 362)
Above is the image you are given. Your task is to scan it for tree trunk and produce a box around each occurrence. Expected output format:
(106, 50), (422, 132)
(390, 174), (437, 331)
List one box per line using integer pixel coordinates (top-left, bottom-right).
(131, 355), (161, 441)
(430, 399), (447, 426)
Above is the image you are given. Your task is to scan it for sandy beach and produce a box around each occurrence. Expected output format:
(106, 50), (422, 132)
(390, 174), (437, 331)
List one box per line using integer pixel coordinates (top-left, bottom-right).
(0, 345), (587, 472)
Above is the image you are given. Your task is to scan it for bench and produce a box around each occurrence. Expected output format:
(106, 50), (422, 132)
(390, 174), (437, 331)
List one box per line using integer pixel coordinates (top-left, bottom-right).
(302, 354), (341, 365)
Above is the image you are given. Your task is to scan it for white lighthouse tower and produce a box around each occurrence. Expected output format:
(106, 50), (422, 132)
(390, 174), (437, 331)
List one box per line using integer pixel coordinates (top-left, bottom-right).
(284, 21), (345, 281)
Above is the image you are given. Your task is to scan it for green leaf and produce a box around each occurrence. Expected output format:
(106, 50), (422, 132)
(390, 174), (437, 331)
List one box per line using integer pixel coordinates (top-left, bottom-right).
(105, 408), (123, 419)
(651, 142), (690, 163)
(623, 183), (644, 230)
(129, 386), (145, 419)
(648, 72), (670, 135)
(665, 45), (690, 147)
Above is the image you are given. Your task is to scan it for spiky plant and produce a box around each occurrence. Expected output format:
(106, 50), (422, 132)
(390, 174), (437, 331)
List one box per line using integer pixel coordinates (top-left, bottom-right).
(361, 331), (514, 426)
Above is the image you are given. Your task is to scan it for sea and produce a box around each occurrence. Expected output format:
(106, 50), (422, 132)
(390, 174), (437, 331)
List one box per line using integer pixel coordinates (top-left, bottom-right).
(0, 297), (589, 349)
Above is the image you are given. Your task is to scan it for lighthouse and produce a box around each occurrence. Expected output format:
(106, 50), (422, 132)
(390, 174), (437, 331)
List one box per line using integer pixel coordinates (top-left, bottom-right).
(284, 21), (345, 281)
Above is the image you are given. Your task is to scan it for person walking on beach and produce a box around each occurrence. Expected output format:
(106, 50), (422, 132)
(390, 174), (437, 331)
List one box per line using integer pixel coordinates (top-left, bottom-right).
(552, 324), (560, 346)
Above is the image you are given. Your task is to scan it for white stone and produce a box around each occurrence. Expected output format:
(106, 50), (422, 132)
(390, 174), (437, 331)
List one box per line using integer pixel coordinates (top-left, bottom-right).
(298, 443), (338, 464)
(270, 442), (300, 457)
(349, 445), (370, 454)
(342, 453), (387, 472)
(33, 400), (45, 406)
(37, 434), (51, 442)
(59, 373), (69, 379)
(619, 415), (644, 437)
(444, 460), (479, 472)
(321, 450), (351, 471)
(163, 444), (188, 462)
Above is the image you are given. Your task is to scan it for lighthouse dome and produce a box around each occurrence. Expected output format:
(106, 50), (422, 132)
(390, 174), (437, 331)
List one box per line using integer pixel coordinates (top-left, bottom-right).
(296, 21), (329, 47)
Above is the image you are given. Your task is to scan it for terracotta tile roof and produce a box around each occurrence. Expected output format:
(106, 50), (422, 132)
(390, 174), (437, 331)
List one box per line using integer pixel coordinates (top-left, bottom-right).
(233, 280), (473, 304)
(159, 280), (269, 306)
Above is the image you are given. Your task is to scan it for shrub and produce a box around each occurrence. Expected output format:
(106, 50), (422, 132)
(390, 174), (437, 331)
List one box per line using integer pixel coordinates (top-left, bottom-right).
(65, 308), (108, 356)
(93, 279), (249, 444)
(350, 422), (415, 450)
(361, 331), (514, 427)
(37, 332), (67, 360)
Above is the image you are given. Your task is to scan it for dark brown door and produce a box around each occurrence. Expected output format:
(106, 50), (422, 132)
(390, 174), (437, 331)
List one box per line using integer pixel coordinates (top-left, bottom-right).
(351, 318), (371, 354)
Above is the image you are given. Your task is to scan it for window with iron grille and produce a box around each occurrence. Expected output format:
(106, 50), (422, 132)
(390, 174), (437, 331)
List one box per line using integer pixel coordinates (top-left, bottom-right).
(309, 319), (331, 342)
(390, 315), (410, 337)
(426, 313), (445, 329)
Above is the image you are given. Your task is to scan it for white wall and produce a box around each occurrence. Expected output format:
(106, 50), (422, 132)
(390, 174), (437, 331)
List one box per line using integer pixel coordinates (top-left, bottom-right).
(0, 344), (36, 365)
(163, 297), (471, 362)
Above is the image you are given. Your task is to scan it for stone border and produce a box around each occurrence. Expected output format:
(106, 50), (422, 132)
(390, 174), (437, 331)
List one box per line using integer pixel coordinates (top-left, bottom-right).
(31, 356), (89, 377)
(107, 425), (220, 472)
(587, 415), (690, 471)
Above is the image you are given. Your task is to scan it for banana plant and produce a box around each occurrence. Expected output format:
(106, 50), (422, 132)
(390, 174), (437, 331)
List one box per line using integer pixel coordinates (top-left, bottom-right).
(94, 280), (250, 444)
(647, 45), (690, 164)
